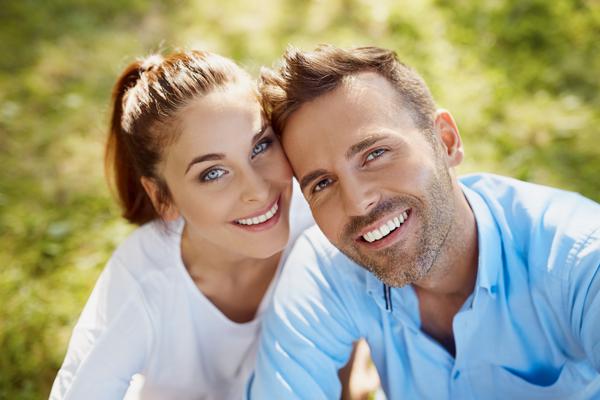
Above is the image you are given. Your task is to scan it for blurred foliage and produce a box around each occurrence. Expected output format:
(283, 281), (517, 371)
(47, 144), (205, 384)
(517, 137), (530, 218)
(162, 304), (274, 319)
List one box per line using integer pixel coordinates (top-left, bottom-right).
(0, 0), (598, 398)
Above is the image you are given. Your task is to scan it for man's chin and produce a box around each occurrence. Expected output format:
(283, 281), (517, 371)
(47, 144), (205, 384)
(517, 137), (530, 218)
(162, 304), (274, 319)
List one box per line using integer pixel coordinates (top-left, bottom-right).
(376, 274), (412, 288)
(341, 247), (425, 288)
(370, 265), (426, 288)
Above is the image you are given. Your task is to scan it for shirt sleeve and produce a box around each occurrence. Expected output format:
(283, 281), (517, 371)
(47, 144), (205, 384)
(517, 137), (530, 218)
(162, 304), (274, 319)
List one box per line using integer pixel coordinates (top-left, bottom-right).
(248, 232), (361, 399)
(567, 228), (600, 372)
(49, 257), (154, 400)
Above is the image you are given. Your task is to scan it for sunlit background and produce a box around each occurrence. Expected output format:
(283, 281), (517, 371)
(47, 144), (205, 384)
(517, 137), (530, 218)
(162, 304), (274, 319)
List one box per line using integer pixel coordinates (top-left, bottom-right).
(1, 0), (599, 398)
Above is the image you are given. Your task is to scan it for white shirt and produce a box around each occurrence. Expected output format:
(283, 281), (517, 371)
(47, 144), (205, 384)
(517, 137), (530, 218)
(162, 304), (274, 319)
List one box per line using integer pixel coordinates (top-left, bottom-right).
(50, 185), (313, 400)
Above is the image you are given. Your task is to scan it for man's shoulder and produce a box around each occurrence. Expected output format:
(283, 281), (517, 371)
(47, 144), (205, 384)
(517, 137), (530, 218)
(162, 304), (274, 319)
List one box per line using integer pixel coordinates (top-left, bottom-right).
(282, 225), (370, 292)
(462, 173), (600, 275)
(297, 225), (365, 267)
(461, 173), (600, 229)
(461, 172), (591, 205)
(296, 225), (340, 260)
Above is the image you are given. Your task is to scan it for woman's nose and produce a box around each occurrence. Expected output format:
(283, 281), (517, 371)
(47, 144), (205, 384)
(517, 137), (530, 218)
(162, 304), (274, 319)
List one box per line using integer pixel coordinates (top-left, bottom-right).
(240, 168), (270, 204)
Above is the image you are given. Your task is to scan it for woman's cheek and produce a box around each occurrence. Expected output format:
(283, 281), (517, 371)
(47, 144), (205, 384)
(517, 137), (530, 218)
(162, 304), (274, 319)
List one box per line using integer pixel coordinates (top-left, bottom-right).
(262, 155), (293, 182)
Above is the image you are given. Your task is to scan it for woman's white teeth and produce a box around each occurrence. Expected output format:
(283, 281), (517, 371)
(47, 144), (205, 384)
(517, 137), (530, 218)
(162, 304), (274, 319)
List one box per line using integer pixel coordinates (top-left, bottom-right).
(362, 211), (409, 243)
(236, 202), (279, 225)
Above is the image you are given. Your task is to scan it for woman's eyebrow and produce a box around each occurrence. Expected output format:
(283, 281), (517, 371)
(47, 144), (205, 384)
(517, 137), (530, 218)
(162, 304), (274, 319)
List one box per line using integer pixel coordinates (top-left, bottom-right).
(184, 125), (268, 175)
(185, 153), (225, 175)
(250, 124), (269, 144)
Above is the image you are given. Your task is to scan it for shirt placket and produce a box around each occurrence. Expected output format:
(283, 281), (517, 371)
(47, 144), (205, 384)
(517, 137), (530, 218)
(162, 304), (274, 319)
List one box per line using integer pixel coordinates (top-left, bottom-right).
(387, 282), (458, 398)
(450, 285), (498, 399)
(449, 305), (474, 399)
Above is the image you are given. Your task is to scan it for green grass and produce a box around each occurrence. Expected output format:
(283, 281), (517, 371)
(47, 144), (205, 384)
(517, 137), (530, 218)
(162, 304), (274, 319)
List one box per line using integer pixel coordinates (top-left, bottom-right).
(1, 0), (599, 397)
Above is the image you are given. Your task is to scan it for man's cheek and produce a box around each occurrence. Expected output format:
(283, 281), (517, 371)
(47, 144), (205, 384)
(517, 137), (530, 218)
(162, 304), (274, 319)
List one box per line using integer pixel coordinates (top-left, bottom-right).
(314, 214), (336, 241)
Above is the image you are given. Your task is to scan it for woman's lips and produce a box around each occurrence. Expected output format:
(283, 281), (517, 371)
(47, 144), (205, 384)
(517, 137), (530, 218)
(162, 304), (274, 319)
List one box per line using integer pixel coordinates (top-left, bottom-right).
(232, 196), (282, 232)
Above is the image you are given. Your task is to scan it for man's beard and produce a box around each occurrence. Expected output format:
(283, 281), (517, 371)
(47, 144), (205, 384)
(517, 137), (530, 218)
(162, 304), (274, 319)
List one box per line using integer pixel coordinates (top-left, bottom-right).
(336, 166), (456, 287)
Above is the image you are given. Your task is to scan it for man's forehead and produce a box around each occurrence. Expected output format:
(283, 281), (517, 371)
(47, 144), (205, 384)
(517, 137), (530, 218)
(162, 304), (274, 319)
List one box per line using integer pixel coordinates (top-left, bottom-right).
(286, 72), (407, 128)
(285, 86), (408, 141)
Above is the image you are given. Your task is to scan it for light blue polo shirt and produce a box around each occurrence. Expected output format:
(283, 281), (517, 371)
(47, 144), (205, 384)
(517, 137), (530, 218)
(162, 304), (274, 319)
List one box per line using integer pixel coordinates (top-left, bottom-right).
(248, 174), (600, 399)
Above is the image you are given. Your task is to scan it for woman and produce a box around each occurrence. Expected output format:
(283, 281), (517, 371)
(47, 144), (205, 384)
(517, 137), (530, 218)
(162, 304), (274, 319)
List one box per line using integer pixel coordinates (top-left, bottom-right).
(49, 50), (313, 399)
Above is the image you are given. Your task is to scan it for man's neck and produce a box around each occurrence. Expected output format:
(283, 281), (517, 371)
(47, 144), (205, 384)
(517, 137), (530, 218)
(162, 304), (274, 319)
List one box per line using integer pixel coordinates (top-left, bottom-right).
(414, 188), (479, 299)
(411, 188), (479, 357)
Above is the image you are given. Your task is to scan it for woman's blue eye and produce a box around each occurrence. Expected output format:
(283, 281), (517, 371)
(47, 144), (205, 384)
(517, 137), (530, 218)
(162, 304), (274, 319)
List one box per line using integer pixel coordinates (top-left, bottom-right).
(313, 178), (333, 193)
(366, 148), (386, 162)
(251, 139), (272, 158)
(201, 168), (227, 182)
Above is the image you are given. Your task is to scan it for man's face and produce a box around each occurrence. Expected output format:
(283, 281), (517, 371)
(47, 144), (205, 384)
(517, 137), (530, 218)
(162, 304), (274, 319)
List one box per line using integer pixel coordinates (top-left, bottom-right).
(282, 72), (461, 287)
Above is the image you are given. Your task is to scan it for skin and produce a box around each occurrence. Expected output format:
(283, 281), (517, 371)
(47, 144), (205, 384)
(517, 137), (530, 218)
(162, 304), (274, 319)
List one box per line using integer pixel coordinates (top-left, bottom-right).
(141, 82), (293, 323)
(282, 72), (479, 356)
(339, 339), (381, 400)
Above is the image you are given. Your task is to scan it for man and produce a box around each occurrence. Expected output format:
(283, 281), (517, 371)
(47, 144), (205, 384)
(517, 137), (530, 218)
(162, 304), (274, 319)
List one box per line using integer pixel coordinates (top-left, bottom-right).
(248, 45), (600, 399)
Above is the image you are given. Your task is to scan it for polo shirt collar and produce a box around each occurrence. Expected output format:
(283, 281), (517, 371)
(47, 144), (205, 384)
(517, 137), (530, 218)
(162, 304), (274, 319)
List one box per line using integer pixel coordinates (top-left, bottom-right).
(461, 183), (502, 298)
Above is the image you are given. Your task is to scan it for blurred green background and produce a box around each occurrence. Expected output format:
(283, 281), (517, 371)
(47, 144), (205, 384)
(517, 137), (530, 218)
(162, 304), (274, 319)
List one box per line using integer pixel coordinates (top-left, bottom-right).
(1, 0), (599, 398)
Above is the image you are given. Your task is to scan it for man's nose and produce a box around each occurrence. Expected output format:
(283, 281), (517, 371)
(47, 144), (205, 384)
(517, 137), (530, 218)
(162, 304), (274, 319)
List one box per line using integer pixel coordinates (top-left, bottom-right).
(339, 175), (379, 217)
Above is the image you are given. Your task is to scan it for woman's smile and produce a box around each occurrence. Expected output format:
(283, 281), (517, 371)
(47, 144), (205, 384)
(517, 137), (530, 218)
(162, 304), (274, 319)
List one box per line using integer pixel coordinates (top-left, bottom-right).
(232, 195), (283, 232)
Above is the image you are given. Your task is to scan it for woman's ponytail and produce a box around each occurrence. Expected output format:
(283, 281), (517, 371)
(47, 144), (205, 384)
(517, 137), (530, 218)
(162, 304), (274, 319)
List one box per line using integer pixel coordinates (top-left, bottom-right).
(105, 61), (158, 225)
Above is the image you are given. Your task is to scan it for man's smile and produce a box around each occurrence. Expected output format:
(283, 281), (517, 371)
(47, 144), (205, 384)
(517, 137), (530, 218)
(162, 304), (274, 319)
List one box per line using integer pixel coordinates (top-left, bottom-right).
(355, 209), (412, 250)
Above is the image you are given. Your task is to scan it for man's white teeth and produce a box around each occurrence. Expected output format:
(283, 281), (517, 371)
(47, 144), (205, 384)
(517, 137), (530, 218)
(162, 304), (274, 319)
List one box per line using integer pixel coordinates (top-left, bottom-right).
(362, 211), (409, 243)
(236, 202), (278, 225)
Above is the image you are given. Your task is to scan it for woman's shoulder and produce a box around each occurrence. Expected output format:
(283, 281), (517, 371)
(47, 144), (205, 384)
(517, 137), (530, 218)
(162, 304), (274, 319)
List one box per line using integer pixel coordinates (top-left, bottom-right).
(86, 219), (185, 327)
(110, 218), (183, 278)
(88, 221), (187, 318)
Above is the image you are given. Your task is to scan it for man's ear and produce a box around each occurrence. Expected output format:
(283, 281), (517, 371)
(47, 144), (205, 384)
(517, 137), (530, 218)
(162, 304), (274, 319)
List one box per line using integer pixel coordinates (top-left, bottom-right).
(433, 109), (464, 167)
(140, 176), (180, 221)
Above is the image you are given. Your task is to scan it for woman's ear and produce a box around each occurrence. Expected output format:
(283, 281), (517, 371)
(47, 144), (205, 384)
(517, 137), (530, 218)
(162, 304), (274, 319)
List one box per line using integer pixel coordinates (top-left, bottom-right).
(433, 109), (464, 167)
(140, 177), (180, 221)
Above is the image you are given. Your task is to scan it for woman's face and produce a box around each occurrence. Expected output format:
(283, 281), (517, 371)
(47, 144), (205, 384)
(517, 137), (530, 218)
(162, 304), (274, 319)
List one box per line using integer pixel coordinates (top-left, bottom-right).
(157, 83), (293, 259)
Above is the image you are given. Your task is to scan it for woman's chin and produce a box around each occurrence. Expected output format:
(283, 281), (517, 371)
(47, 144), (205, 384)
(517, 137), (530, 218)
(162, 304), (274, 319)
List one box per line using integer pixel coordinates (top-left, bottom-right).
(249, 237), (289, 260)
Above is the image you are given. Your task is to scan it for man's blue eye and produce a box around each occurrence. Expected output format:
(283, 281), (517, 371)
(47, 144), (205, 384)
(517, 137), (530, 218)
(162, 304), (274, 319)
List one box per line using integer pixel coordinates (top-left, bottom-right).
(251, 139), (272, 158)
(202, 168), (227, 182)
(313, 178), (333, 193)
(366, 148), (386, 162)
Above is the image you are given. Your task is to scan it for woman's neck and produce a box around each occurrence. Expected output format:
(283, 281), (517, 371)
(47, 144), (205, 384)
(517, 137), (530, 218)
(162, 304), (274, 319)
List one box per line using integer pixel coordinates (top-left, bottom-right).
(179, 222), (282, 323)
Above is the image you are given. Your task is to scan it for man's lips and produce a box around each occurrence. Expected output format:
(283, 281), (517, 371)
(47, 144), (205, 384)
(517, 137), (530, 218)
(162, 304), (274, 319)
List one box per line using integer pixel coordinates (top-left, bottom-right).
(346, 209), (412, 251)
(355, 208), (411, 241)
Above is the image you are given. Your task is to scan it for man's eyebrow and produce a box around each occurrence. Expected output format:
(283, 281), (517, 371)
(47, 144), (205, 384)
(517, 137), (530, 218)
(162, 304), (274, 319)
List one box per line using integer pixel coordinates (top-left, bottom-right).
(345, 134), (388, 160)
(185, 153), (225, 174)
(184, 124), (268, 175)
(299, 169), (329, 192)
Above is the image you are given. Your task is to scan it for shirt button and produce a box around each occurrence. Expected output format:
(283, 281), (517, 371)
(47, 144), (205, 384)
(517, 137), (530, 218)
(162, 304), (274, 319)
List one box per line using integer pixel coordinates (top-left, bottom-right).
(490, 285), (498, 294)
(453, 370), (461, 380)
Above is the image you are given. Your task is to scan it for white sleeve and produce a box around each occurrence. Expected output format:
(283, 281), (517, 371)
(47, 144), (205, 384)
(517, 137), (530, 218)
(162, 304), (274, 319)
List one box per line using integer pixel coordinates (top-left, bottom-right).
(50, 257), (155, 400)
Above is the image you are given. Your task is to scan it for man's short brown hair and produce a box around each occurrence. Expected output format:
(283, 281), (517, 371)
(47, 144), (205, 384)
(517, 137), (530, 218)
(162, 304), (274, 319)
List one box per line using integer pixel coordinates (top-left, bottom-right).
(260, 45), (437, 139)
